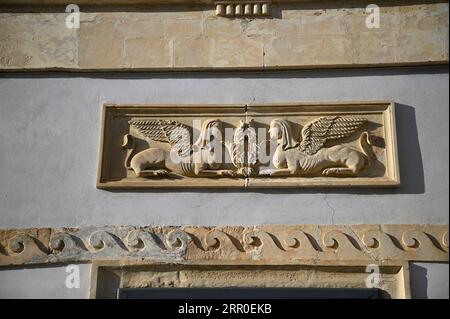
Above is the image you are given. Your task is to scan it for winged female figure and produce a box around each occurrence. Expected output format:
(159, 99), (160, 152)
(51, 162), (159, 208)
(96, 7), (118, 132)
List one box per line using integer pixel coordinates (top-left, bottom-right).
(122, 119), (237, 177)
(260, 116), (376, 177)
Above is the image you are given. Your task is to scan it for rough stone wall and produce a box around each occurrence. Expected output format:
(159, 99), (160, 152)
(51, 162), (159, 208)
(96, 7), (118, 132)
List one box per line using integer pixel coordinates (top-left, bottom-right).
(0, 1), (448, 70)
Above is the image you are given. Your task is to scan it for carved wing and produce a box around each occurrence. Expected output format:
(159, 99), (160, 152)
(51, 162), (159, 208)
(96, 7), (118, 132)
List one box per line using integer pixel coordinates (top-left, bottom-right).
(230, 125), (246, 168)
(299, 116), (367, 155)
(128, 119), (191, 148)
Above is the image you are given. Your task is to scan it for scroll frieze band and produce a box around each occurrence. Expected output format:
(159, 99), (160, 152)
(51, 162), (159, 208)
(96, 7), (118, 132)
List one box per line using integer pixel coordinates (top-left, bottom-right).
(0, 225), (447, 267)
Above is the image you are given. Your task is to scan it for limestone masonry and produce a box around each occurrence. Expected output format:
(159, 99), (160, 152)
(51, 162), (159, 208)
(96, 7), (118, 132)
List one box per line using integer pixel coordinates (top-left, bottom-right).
(0, 1), (448, 70)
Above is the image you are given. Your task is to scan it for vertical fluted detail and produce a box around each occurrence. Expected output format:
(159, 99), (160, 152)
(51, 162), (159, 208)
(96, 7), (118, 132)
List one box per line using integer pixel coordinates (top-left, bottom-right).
(215, 2), (272, 18)
(244, 4), (252, 15)
(253, 3), (261, 15)
(215, 4), (225, 16)
(235, 4), (243, 15)
(225, 4), (234, 16)
(262, 3), (270, 15)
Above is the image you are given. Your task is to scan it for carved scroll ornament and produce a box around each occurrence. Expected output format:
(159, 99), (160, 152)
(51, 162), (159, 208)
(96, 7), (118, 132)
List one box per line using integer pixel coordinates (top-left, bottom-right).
(0, 225), (447, 266)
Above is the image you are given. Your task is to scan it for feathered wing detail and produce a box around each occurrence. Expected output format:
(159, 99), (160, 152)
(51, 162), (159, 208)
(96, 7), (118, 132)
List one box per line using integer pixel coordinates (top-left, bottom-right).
(128, 119), (191, 151)
(299, 116), (367, 155)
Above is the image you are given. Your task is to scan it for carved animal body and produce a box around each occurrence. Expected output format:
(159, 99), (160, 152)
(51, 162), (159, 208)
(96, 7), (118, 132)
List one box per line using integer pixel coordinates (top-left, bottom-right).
(271, 132), (373, 176)
(122, 119), (236, 178)
(264, 117), (375, 177)
(124, 142), (230, 177)
(121, 116), (376, 178)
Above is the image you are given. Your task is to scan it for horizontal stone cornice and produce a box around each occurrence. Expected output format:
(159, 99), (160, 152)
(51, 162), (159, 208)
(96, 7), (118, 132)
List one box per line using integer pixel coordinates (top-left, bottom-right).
(0, 1), (448, 71)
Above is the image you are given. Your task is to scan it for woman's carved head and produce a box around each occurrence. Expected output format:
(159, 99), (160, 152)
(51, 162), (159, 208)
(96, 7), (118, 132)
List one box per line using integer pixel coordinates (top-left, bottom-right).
(193, 119), (223, 148)
(269, 119), (299, 150)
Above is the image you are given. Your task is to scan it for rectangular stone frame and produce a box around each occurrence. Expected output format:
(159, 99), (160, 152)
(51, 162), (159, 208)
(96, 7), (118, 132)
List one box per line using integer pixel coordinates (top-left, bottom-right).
(97, 101), (399, 189)
(89, 260), (411, 299)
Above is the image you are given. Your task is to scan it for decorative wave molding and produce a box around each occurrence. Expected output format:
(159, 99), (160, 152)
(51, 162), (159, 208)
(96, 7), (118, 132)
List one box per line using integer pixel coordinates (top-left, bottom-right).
(0, 226), (190, 266)
(0, 225), (447, 266)
(215, 1), (271, 17)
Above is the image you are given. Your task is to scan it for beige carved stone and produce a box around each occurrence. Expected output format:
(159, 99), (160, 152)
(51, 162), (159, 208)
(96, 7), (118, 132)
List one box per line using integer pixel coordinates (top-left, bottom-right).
(215, 1), (271, 17)
(90, 260), (411, 299)
(122, 119), (238, 178)
(260, 117), (372, 177)
(98, 104), (246, 188)
(0, 224), (447, 267)
(97, 101), (399, 188)
(0, 2), (448, 70)
(1, 224), (446, 298)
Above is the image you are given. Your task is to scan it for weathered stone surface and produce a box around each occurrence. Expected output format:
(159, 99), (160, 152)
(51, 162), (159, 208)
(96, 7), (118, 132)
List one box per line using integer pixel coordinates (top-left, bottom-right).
(78, 12), (126, 69)
(351, 31), (396, 64)
(125, 38), (173, 68)
(174, 35), (263, 68)
(0, 2), (448, 70)
(0, 226), (191, 266)
(396, 30), (447, 62)
(0, 13), (77, 69)
(263, 34), (353, 67)
(92, 260), (410, 298)
(0, 224), (447, 266)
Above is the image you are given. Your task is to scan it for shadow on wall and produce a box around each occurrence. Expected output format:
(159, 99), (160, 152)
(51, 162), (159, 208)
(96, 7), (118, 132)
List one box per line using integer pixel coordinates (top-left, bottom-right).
(394, 103), (425, 195)
(409, 263), (428, 299)
(0, 0), (443, 14)
(1, 65), (447, 81)
(107, 103), (425, 196)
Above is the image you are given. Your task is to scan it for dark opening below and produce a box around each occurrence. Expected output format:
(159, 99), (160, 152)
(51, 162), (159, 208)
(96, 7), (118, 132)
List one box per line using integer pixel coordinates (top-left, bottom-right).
(117, 287), (380, 299)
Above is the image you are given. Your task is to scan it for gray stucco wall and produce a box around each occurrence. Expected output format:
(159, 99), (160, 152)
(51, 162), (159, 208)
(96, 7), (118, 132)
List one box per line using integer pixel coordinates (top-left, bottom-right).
(0, 66), (448, 227)
(0, 66), (448, 298)
(0, 265), (91, 299)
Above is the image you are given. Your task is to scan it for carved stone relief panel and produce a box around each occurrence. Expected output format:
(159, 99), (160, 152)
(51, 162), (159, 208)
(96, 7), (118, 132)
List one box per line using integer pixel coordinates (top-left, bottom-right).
(97, 101), (399, 188)
(246, 102), (399, 187)
(98, 104), (246, 188)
